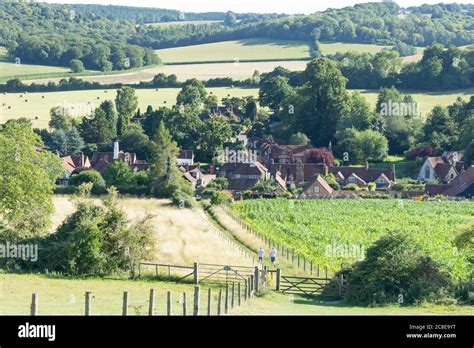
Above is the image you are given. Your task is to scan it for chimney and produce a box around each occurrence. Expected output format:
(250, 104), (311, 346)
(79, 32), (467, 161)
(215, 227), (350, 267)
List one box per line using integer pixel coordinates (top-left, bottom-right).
(323, 158), (329, 176)
(113, 139), (119, 160)
(391, 164), (396, 181)
(365, 160), (369, 170)
(80, 152), (84, 168)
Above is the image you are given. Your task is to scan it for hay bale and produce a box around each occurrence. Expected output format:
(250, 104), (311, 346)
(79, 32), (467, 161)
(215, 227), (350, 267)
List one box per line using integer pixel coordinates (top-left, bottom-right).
(8, 106), (11, 109)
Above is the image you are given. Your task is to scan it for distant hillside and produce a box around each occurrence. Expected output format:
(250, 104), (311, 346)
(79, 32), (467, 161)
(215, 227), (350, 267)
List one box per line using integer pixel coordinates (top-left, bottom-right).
(68, 4), (283, 24)
(130, 2), (474, 49)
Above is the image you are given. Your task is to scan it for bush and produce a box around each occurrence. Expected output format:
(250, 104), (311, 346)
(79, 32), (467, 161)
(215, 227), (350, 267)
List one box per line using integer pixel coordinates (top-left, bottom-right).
(343, 233), (453, 306)
(210, 191), (233, 205)
(367, 182), (376, 191)
(70, 59), (85, 73)
(343, 183), (359, 191)
(69, 170), (106, 194)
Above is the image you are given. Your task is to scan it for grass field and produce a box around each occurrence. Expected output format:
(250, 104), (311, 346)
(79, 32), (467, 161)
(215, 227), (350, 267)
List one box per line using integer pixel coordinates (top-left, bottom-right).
(356, 88), (474, 119)
(155, 38), (312, 64)
(144, 20), (223, 27)
(2, 272), (471, 316)
(319, 42), (393, 55)
(0, 87), (259, 128)
(52, 196), (253, 266)
(232, 199), (474, 279)
(0, 272), (220, 316)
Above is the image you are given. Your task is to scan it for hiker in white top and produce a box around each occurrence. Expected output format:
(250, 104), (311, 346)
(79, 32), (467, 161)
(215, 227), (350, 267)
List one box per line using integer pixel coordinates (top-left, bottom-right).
(258, 247), (265, 264)
(270, 247), (277, 266)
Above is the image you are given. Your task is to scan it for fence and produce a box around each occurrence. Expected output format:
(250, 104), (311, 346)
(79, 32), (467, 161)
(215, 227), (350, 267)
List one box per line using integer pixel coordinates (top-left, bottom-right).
(220, 205), (342, 276)
(25, 280), (258, 316)
(275, 270), (346, 297)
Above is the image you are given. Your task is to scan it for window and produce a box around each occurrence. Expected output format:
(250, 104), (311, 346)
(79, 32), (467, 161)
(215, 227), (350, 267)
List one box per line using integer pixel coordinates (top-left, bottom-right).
(313, 185), (320, 193)
(424, 166), (430, 179)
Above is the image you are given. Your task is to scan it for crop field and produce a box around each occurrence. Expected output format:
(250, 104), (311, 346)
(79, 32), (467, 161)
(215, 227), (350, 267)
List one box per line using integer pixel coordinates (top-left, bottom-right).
(0, 87), (259, 128)
(231, 199), (474, 279)
(155, 38), (312, 64)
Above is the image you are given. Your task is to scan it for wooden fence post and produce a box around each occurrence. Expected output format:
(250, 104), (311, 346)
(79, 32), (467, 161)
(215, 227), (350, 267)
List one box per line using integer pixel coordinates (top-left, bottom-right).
(298, 255), (300, 268)
(325, 266), (328, 279)
(238, 282), (241, 306)
(310, 261), (313, 275)
(122, 291), (129, 316)
(217, 289), (222, 316)
(207, 288), (212, 316)
(231, 282), (235, 309)
(225, 283), (229, 314)
(194, 262), (199, 285)
(85, 291), (91, 316)
(276, 269), (281, 291)
(167, 291), (172, 316)
(31, 293), (38, 316)
(254, 267), (259, 295)
(317, 264), (320, 277)
(249, 275), (254, 297)
(338, 274), (344, 298)
(304, 257), (306, 272)
(148, 289), (155, 316)
(244, 279), (248, 301)
(183, 292), (187, 316)
(193, 286), (200, 316)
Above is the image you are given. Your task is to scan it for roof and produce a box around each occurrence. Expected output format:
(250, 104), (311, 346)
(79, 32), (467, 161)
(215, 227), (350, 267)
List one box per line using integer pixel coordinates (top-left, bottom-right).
(346, 173), (367, 186)
(433, 162), (453, 180)
(441, 167), (474, 196)
(305, 175), (333, 194)
(375, 173), (391, 183)
(178, 150), (194, 160)
(220, 161), (268, 176)
(275, 171), (287, 190)
(62, 155), (91, 173)
(228, 178), (259, 191)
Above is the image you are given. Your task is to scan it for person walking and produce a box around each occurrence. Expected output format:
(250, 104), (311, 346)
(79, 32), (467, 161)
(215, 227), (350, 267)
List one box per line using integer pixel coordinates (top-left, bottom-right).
(270, 247), (277, 266)
(258, 247), (265, 264)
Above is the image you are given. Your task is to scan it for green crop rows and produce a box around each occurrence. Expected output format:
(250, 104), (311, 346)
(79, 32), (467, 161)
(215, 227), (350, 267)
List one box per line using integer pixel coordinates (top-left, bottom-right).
(232, 199), (474, 280)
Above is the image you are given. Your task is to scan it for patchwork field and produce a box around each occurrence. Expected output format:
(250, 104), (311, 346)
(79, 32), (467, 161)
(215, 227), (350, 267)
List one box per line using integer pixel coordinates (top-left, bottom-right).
(232, 199), (474, 279)
(155, 38), (312, 64)
(0, 87), (259, 128)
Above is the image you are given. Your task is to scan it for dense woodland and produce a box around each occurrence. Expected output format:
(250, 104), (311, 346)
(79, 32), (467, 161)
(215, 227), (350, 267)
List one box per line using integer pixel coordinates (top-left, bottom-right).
(0, 1), (160, 71)
(131, 3), (474, 49)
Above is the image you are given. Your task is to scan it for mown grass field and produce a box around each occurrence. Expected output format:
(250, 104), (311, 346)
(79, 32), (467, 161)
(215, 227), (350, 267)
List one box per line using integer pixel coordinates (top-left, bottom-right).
(155, 38), (312, 64)
(0, 87), (259, 128)
(144, 20), (223, 27)
(356, 88), (474, 119)
(232, 199), (474, 279)
(0, 272), (219, 316)
(2, 272), (471, 316)
(319, 41), (393, 55)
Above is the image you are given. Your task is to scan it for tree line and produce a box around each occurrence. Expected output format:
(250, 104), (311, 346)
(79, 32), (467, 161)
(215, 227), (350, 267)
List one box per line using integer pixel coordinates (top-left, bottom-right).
(131, 3), (474, 49)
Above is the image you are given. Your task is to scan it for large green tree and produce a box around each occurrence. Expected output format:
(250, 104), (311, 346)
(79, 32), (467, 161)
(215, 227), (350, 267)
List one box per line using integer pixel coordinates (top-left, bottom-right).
(116, 87), (138, 136)
(0, 121), (63, 238)
(292, 59), (350, 147)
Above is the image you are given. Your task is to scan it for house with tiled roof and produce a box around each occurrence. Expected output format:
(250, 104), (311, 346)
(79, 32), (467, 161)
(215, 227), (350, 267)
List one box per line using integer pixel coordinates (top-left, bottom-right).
(425, 166), (474, 198)
(90, 140), (149, 174)
(417, 151), (464, 183)
(60, 154), (91, 184)
(303, 175), (334, 197)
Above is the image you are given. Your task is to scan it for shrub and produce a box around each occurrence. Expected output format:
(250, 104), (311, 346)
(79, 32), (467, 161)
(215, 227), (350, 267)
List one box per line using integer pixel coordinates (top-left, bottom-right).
(69, 170), (106, 194)
(343, 233), (453, 306)
(343, 183), (359, 191)
(210, 191), (233, 205)
(367, 182), (376, 191)
(70, 59), (85, 73)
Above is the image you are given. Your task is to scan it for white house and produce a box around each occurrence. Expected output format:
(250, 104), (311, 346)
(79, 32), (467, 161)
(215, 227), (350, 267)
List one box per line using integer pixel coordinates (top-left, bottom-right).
(177, 150), (194, 166)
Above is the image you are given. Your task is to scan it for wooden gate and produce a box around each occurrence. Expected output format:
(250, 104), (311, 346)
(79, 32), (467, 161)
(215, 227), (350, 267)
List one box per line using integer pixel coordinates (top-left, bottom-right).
(199, 263), (255, 285)
(279, 275), (331, 295)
